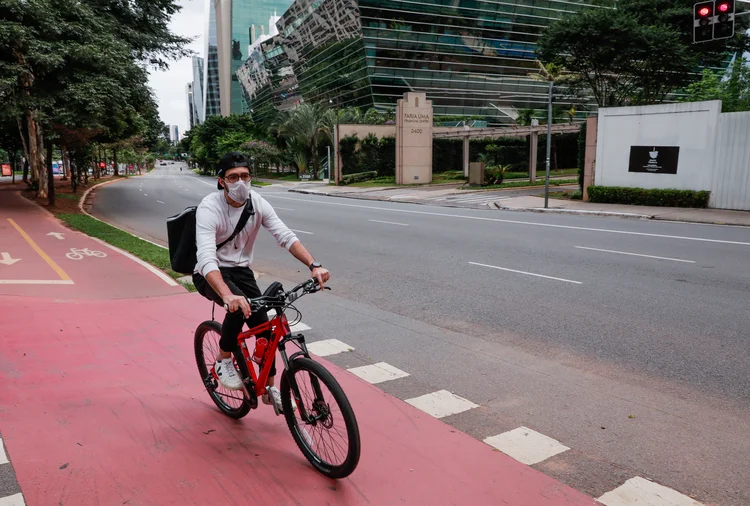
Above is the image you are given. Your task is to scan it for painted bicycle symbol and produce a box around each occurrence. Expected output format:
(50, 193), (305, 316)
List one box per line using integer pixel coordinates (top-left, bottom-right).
(65, 248), (107, 260)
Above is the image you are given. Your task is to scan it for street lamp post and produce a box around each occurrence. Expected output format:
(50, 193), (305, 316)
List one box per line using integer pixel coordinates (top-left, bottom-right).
(544, 81), (553, 209)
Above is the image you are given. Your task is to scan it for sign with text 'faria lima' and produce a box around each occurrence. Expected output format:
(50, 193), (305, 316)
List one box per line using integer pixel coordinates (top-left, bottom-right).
(628, 146), (680, 174)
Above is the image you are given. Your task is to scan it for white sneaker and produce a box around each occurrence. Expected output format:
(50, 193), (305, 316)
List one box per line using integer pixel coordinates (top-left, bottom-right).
(262, 386), (284, 415)
(215, 358), (242, 390)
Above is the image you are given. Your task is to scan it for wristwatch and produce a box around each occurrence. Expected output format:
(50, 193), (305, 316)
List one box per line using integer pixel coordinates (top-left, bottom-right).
(309, 261), (322, 271)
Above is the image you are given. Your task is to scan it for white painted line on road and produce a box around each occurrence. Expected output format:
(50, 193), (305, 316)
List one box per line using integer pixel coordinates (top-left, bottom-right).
(0, 493), (25, 506)
(0, 280), (74, 285)
(484, 427), (570, 466)
(405, 390), (479, 418)
(289, 322), (311, 332)
(598, 477), (703, 506)
(264, 195), (750, 246)
(368, 219), (409, 226)
(347, 362), (410, 384)
(157, 200), (165, 204)
(0, 437), (8, 464)
(575, 246), (696, 263)
(274, 207), (294, 211)
(143, 194), (148, 196)
(469, 262), (583, 285)
(90, 238), (179, 287)
(290, 228), (314, 235)
(307, 339), (353, 356)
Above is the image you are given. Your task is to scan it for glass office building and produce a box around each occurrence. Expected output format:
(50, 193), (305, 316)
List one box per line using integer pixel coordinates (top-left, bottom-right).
(203, 0), (293, 118)
(240, 0), (600, 125)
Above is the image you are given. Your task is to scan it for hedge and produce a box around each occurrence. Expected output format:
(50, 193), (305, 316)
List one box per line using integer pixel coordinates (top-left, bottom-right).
(340, 171), (378, 185)
(586, 186), (710, 208)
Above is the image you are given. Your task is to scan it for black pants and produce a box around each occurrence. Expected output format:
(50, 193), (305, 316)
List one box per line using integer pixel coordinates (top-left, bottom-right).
(193, 267), (276, 377)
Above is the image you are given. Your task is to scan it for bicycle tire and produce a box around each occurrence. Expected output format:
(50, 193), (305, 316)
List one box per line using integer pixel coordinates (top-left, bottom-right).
(280, 357), (361, 479)
(194, 320), (252, 419)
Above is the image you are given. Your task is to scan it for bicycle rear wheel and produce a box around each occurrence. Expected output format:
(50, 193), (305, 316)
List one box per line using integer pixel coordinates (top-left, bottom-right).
(194, 320), (252, 418)
(280, 357), (361, 479)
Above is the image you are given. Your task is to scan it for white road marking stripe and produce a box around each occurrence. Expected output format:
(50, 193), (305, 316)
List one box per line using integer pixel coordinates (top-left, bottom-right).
(307, 339), (353, 356)
(469, 262), (583, 285)
(368, 219), (409, 227)
(274, 207), (294, 211)
(90, 238), (179, 287)
(0, 280), (75, 285)
(405, 390), (479, 418)
(0, 437), (8, 464)
(347, 362), (410, 384)
(265, 195), (750, 246)
(290, 228), (313, 235)
(157, 200), (165, 204)
(289, 322), (311, 332)
(575, 246), (696, 263)
(0, 493), (25, 506)
(598, 477), (703, 506)
(483, 427), (570, 466)
(143, 194), (148, 196)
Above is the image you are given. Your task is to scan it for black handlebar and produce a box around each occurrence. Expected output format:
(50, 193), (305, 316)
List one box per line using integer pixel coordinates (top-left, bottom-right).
(223, 278), (329, 313)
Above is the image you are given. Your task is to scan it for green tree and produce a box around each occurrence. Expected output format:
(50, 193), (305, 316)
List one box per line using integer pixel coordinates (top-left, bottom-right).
(682, 58), (750, 112)
(279, 102), (331, 179)
(537, 8), (694, 107)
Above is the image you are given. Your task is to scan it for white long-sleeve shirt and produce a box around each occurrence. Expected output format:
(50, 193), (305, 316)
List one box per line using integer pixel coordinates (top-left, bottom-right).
(194, 190), (299, 277)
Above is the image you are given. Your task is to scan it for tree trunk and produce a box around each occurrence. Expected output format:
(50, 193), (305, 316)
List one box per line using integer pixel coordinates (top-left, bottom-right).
(61, 143), (69, 181)
(22, 158), (29, 184)
(46, 141), (55, 206)
(35, 119), (48, 198)
(10, 152), (16, 184)
(113, 148), (119, 176)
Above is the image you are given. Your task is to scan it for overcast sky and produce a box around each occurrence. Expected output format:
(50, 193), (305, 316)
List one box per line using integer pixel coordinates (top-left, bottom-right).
(147, 0), (206, 138)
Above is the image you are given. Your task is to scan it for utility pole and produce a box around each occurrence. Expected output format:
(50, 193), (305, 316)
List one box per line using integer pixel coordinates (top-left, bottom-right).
(544, 81), (553, 209)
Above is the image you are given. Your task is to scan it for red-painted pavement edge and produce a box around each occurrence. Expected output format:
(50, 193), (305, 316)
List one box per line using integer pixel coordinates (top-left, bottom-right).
(0, 293), (599, 506)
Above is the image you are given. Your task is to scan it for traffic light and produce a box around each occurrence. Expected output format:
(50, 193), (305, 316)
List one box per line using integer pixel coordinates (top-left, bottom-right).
(714, 0), (735, 40)
(694, 1), (714, 43)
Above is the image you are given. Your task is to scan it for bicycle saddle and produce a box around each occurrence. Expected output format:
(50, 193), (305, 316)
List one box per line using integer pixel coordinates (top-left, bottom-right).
(262, 281), (284, 298)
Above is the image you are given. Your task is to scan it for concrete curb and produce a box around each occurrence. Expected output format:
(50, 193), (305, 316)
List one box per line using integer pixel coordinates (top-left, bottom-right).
(80, 178), (170, 250)
(498, 206), (653, 220)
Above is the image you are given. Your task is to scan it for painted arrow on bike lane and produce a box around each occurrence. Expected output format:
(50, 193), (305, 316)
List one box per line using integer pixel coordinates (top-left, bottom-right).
(0, 292), (597, 506)
(0, 192), (183, 298)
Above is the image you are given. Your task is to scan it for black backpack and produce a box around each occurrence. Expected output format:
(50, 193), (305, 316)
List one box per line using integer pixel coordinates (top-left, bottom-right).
(166, 199), (254, 275)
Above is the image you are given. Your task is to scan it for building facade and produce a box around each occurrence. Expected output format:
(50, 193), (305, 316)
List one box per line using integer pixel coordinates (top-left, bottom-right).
(191, 56), (205, 125)
(186, 83), (195, 128)
(238, 0), (602, 125)
(170, 125), (180, 144)
(202, 0), (293, 118)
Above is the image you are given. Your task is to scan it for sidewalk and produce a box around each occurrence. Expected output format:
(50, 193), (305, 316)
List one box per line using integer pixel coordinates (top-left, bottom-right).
(498, 195), (750, 226)
(286, 182), (750, 227)
(0, 292), (597, 506)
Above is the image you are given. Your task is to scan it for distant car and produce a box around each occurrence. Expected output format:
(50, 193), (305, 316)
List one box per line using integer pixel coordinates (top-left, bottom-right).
(160, 162), (167, 166)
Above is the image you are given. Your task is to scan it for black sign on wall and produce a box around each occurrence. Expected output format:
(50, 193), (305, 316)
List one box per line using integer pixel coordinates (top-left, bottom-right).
(628, 146), (680, 174)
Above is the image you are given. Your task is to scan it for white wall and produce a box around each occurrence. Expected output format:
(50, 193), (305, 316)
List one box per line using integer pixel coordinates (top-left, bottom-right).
(595, 101), (722, 191)
(711, 111), (750, 210)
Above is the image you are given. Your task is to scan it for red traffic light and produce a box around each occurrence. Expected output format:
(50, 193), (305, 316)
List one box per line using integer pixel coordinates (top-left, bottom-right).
(699, 6), (711, 15)
(717, 2), (729, 11)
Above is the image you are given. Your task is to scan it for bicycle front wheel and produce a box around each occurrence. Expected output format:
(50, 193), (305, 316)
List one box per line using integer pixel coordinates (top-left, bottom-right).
(280, 357), (361, 479)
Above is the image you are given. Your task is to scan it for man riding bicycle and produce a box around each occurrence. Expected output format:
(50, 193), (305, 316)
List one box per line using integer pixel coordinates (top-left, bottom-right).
(192, 152), (330, 414)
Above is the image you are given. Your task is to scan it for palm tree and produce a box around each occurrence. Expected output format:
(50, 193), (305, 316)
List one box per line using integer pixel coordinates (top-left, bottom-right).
(280, 102), (330, 179)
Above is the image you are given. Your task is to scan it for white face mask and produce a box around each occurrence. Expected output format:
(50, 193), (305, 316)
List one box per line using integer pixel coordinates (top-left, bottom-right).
(225, 180), (251, 204)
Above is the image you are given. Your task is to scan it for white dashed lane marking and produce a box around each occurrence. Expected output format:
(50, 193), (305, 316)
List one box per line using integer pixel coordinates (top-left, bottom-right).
(347, 362), (410, 384)
(598, 476), (704, 506)
(0, 493), (25, 506)
(405, 390), (479, 418)
(289, 322), (311, 332)
(306, 339), (353, 357)
(483, 427), (569, 466)
(0, 439), (8, 465)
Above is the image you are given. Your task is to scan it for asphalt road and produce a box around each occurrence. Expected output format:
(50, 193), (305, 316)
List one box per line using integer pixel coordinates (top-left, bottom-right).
(92, 163), (750, 505)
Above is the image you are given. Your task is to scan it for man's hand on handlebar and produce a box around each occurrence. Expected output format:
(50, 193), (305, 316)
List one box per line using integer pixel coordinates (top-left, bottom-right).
(223, 294), (251, 318)
(311, 267), (330, 290)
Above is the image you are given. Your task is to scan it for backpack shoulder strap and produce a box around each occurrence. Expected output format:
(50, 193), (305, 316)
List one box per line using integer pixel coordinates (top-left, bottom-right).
(217, 198), (255, 250)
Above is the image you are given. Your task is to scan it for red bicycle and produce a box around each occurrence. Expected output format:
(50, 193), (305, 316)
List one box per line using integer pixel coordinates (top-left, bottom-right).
(194, 278), (361, 479)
